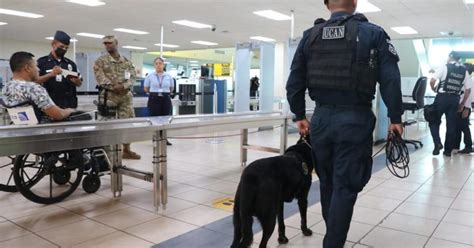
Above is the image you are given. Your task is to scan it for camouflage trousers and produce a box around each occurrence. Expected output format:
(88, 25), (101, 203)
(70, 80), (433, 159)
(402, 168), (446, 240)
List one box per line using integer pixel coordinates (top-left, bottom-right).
(98, 91), (135, 120)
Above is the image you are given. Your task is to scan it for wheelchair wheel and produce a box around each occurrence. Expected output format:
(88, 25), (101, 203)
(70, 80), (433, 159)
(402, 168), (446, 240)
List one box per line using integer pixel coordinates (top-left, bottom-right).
(82, 174), (101, 194)
(53, 168), (71, 185)
(13, 151), (84, 204)
(0, 156), (17, 192)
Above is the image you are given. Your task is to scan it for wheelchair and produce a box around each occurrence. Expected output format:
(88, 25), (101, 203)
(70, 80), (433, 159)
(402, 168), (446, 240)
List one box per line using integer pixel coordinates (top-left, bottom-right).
(0, 100), (113, 204)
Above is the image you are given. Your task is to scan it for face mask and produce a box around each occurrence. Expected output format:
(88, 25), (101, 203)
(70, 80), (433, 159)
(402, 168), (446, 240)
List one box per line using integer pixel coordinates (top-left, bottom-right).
(55, 47), (67, 58)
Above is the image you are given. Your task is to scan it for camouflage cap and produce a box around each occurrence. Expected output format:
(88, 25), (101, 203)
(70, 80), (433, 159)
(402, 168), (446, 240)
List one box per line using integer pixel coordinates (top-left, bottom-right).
(103, 35), (118, 43)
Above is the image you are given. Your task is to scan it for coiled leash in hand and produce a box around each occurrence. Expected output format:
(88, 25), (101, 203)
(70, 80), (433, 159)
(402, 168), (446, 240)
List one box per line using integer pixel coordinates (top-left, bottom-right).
(373, 131), (410, 178)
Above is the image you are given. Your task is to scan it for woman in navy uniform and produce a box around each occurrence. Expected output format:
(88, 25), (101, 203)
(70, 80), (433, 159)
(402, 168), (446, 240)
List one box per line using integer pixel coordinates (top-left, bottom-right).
(286, 0), (403, 247)
(36, 30), (82, 109)
(144, 57), (174, 116)
(144, 57), (174, 145)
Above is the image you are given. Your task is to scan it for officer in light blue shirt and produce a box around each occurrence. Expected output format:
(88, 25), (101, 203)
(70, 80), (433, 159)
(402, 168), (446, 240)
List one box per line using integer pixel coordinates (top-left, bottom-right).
(144, 57), (174, 145)
(144, 57), (174, 117)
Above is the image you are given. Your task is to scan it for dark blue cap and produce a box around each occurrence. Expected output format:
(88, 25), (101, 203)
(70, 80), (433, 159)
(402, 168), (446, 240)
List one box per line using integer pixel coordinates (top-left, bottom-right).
(449, 51), (461, 61)
(54, 30), (71, 45)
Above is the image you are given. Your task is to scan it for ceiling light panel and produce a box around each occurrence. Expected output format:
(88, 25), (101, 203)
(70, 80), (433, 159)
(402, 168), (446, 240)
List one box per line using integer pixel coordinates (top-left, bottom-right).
(250, 36), (276, 42)
(172, 20), (212, 29)
(122, 46), (147, 50)
(0, 22), (7, 25)
(66, 0), (105, 7)
(191, 41), (218, 46)
(76, 32), (105, 38)
(154, 43), (180, 48)
(253, 10), (291, 21)
(45, 36), (78, 42)
(114, 28), (149, 35)
(356, 0), (382, 13)
(391, 26), (418, 35)
(0, 8), (43, 18)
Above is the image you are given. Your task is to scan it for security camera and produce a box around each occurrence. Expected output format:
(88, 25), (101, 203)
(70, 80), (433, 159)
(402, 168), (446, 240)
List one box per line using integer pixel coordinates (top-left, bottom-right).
(448, 31), (454, 36)
(211, 25), (216, 32)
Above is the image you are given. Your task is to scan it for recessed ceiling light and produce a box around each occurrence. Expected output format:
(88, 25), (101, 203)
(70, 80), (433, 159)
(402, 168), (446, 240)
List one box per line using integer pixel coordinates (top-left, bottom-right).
(45, 36), (78, 42)
(356, 0), (382, 13)
(464, 0), (474, 4)
(76, 32), (105, 39)
(391, 26), (418, 35)
(66, 0), (105, 7)
(0, 22), (7, 25)
(253, 10), (291, 21)
(122, 46), (147, 50)
(0, 8), (43, 18)
(189, 60), (199, 63)
(114, 28), (149, 35)
(191, 41), (218, 46)
(190, 64), (200, 67)
(172, 20), (212, 29)
(154, 43), (180, 48)
(250, 36), (276, 42)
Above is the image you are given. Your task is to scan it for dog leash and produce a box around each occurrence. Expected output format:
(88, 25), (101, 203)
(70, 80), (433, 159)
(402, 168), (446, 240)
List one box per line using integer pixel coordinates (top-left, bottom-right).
(372, 131), (410, 178)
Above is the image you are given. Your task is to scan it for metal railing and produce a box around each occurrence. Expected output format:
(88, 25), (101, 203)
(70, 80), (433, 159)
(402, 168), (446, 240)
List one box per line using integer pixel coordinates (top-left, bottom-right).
(0, 112), (290, 211)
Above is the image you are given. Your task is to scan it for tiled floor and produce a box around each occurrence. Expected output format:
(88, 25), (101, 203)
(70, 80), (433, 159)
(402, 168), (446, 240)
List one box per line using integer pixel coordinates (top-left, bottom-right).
(0, 125), (473, 247)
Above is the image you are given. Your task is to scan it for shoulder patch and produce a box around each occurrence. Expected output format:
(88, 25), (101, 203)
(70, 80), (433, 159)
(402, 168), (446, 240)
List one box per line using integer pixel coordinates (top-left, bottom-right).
(322, 26), (345, 40)
(388, 43), (398, 56)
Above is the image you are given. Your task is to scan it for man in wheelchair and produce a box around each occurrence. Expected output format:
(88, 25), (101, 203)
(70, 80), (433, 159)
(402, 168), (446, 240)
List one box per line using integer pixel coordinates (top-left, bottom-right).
(2, 52), (76, 123)
(1, 52), (107, 203)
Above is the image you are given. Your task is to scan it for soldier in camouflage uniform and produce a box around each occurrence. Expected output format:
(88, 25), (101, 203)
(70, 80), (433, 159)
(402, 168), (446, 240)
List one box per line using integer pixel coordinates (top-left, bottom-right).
(93, 35), (141, 160)
(3, 51), (75, 122)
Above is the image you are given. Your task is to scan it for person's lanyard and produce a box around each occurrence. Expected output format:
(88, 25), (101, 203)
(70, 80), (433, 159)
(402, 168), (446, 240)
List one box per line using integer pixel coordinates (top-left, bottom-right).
(155, 73), (165, 89)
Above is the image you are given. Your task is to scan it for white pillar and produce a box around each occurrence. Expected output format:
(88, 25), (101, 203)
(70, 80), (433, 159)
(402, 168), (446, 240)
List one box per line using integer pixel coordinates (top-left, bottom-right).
(259, 42), (275, 113)
(234, 43), (251, 112)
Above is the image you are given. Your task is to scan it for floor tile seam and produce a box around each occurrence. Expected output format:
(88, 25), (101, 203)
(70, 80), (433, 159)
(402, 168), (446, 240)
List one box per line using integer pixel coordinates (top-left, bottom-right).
(0, 230), (61, 247)
(17, 215), (87, 234)
(357, 225), (431, 246)
(0, 219), (32, 241)
(355, 175), (431, 245)
(50, 206), (162, 247)
(2, 217), (65, 247)
(423, 170), (474, 247)
(71, 229), (155, 247)
(8, 205), (79, 222)
(1, 205), (65, 222)
(425, 236), (474, 247)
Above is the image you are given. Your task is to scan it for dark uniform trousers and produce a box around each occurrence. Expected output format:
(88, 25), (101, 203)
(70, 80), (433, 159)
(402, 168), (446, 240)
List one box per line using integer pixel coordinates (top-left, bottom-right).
(455, 108), (472, 149)
(310, 105), (375, 248)
(429, 93), (460, 153)
(148, 93), (172, 116)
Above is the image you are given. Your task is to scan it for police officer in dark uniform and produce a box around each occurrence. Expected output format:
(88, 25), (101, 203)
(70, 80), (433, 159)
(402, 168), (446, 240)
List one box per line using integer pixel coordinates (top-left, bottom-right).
(37, 30), (82, 109)
(286, 0), (403, 247)
(429, 52), (472, 156)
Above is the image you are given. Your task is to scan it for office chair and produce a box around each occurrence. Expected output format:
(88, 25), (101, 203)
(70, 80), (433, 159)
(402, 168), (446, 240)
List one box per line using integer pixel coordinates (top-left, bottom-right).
(402, 76), (427, 149)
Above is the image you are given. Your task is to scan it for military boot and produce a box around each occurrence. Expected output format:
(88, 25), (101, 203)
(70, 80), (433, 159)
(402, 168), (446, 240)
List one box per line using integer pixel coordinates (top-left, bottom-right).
(122, 144), (141, 160)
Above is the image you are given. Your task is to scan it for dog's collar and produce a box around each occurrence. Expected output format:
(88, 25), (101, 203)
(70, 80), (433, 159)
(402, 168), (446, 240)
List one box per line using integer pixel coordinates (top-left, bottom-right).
(302, 162), (309, 175)
(284, 153), (310, 176)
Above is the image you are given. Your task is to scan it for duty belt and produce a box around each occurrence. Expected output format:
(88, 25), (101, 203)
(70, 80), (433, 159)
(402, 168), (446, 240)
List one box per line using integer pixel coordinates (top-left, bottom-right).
(150, 92), (170, 97)
(316, 103), (372, 111)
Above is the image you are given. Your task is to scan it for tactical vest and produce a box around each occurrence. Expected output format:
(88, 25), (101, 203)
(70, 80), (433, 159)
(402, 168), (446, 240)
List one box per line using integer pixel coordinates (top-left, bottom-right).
(439, 63), (466, 94)
(306, 14), (377, 95)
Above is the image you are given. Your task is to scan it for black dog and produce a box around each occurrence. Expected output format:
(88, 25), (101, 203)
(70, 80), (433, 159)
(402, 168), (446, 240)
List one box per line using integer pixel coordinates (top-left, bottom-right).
(231, 137), (314, 248)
